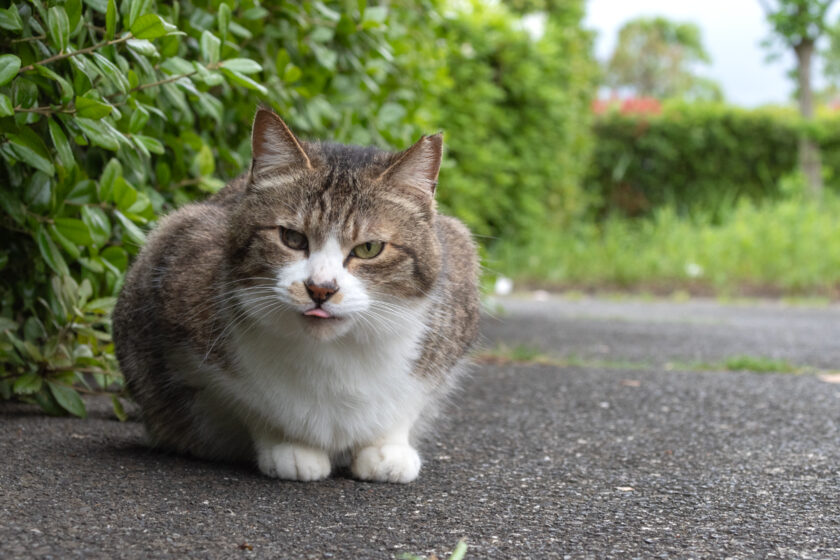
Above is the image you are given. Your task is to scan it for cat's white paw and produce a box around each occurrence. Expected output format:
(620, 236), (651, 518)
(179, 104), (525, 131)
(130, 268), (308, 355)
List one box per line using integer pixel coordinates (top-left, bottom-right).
(351, 444), (421, 483)
(256, 443), (331, 481)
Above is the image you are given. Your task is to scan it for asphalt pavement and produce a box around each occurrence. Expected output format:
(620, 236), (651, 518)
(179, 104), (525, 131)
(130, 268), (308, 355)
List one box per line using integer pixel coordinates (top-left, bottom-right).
(2, 295), (839, 559)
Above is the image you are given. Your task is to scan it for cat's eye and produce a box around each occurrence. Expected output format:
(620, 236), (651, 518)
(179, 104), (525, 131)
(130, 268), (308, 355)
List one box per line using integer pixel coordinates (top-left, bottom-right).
(351, 241), (384, 259)
(280, 228), (308, 251)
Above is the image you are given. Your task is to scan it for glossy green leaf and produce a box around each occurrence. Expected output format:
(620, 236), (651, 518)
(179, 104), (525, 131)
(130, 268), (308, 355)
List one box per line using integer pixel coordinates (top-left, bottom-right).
(134, 135), (164, 154)
(105, 0), (117, 39)
(0, 93), (12, 117)
(75, 117), (120, 151)
(65, 180), (96, 205)
(218, 3), (231, 37)
(78, 257), (104, 274)
(363, 6), (387, 23)
(198, 177), (225, 193)
(47, 380), (87, 418)
(337, 15), (356, 37)
(0, 54), (21, 87)
(82, 0), (108, 13)
(81, 206), (111, 248)
(228, 21), (252, 39)
(220, 68), (268, 95)
(54, 218), (92, 245)
(242, 6), (269, 20)
(100, 247), (128, 274)
(98, 158), (122, 202)
(24, 172), (52, 212)
(161, 56), (195, 76)
(91, 53), (130, 93)
(23, 317), (47, 342)
(7, 132), (55, 176)
(47, 6), (70, 50)
(65, 0), (82, 29)
(34, 64), (74, 104)
(35, 225), (69, 275)
(13, 373), (43, 395)
(0, 188), (25, 225)
(34, 389), (66, 416)
(49, 224), (81, 260)
(128, 107), (149, 133)
(48, 119), (74, 170)
(84, 296), (117, 313)
(0, 6), (23, 32)
(126, 38), (158, 56)
(193, 145), (214, 176)
(221, 58), (262, 74)
(200, 30), (221, 64)
(114, 210), (146, 246)
(112, 177), (138, 211)
(131, 13), (175, 40)
(283, 64), (302, 83)
(75, 96), (113, 119)
(128, 0), (152, 27)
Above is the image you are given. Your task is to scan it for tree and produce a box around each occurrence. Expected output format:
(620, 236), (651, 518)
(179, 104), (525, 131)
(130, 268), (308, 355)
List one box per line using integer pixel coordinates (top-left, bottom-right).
(759, 0), (835, 194)
(604, 17), (722, 101)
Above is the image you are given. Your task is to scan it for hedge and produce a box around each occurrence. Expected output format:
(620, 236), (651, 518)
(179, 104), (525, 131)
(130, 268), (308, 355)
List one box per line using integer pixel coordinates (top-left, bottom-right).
(436, 0), (596, 242)
(586, 102), (840, 218)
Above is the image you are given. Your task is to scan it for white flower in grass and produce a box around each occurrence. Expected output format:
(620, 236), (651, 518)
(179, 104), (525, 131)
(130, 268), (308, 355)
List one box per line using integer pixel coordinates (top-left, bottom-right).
(685, 262), (704, 278)
(494, 276), (514, 295)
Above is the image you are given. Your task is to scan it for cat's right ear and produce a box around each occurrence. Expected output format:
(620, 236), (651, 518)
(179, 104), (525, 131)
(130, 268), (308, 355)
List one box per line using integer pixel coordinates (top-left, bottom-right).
(250, 108), (313, 178)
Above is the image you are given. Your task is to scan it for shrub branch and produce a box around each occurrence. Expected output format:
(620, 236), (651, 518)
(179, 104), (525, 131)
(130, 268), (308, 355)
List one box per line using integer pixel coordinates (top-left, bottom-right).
(17, 34), (134, 74)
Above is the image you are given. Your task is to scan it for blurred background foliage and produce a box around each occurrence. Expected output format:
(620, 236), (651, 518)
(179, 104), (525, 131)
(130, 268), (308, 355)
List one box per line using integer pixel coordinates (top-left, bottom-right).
(3, 0), (840, 416)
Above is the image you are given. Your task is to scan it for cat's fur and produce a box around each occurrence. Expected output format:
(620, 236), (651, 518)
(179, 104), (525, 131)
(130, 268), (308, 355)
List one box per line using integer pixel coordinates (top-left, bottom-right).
(112, 109), (480, 483)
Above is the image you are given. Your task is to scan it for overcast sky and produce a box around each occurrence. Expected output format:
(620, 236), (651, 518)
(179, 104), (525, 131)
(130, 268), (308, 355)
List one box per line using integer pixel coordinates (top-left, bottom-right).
(583, 0), (827, 107)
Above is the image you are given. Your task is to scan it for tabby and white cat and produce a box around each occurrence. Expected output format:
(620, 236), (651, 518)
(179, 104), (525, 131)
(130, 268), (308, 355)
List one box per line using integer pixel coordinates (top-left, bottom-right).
(112, 109), (479, 483)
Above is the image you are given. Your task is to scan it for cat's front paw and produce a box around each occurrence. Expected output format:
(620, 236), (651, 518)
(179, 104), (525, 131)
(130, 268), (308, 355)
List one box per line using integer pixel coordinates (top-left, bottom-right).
(256, 442), (331, 481)
(351, 444), (421, 483)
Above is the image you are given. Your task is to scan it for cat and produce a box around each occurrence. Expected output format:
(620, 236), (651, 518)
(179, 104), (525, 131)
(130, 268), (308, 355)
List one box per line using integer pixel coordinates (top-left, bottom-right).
(112, 108), (480, 483)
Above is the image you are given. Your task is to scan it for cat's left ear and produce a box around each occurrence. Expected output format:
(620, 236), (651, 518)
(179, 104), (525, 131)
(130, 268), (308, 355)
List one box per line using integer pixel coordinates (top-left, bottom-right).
(250, 108), (313, 177)
(377, 133), (443, 197)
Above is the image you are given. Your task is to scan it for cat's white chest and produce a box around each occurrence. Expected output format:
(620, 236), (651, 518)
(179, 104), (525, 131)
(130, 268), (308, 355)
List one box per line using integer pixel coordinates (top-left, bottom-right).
(222, 319), (429, 452)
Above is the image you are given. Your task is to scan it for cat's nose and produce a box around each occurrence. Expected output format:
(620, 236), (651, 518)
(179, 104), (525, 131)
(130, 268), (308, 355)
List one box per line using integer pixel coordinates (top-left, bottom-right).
(304, 279), (339, 304)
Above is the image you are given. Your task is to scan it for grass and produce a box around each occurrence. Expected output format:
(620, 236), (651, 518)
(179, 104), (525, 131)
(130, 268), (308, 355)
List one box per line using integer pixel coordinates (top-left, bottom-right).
(491, 189), (840, 298)
(476, 344), (653, 370)
(478, 345), (820, 375)
(669, 355), (800, 374)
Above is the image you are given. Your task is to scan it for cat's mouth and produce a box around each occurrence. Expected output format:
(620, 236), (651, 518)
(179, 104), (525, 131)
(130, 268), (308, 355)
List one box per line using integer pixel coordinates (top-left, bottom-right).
(303, 307), (339, 319)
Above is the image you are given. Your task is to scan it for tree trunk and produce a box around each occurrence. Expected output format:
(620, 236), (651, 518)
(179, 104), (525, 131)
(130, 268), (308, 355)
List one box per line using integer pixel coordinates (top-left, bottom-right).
(795, 39), (823, 196)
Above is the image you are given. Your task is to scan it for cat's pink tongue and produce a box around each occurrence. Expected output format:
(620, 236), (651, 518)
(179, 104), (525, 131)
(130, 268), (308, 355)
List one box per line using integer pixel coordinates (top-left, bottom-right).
(304, 308), (332, 318)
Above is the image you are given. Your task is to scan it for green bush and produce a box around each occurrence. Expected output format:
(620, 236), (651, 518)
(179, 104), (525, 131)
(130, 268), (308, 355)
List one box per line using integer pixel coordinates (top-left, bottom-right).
(0, 0), (441, 417)
(435, 0), (596, 243)
(587, 102), (807, 218)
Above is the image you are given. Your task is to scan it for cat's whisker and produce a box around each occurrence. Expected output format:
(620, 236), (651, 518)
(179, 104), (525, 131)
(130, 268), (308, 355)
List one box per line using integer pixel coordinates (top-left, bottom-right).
(202, 295), (290, 363)
(186, 288), (279, 324)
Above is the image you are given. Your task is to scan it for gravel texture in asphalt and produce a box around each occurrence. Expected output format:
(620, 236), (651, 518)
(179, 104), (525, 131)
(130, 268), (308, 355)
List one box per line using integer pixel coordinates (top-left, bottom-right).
(2, 296), (839, 559)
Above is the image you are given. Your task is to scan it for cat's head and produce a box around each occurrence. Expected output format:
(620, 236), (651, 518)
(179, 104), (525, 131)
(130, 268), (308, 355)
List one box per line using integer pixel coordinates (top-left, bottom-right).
(225, 108), (443, 341)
